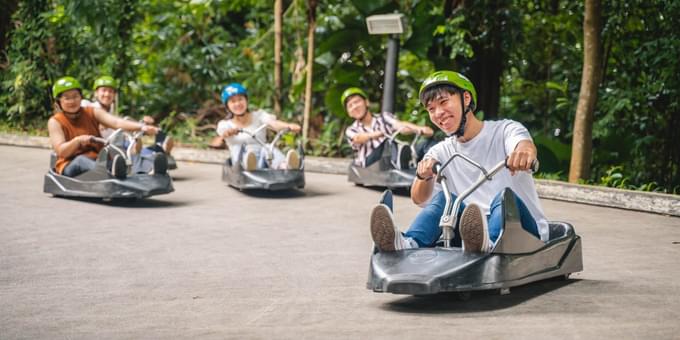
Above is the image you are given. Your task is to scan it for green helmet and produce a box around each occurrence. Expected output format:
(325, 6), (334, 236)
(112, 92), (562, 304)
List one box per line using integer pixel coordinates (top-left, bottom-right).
(52, 76), (82, 99)
(93, 75), (118, 91)
(418, 71), (477, 107)
(340, 87), (368, 107)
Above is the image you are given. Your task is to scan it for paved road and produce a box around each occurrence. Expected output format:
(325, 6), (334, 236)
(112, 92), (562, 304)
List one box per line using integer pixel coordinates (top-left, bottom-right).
(1, 145), (679, 339)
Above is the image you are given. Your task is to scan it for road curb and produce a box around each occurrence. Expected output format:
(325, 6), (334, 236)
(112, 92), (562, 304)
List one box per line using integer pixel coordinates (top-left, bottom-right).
(2, 133), (678, 217)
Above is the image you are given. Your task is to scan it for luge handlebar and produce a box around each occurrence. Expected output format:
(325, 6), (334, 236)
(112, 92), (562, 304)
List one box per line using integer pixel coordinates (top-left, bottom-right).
(431, 156), (539, 178)
(432, 153), (539, 248)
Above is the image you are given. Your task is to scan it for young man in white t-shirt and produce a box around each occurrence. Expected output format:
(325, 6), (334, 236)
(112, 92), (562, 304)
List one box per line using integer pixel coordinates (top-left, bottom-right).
(370, 71), (548, 253)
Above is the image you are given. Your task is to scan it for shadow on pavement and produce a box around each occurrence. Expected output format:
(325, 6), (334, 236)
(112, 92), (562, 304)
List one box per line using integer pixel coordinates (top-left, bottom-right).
(239, 188), (331, 199)
(355, 185), (411, 197)
(59, 196), (189, 208)
(381, 278), (580, 314)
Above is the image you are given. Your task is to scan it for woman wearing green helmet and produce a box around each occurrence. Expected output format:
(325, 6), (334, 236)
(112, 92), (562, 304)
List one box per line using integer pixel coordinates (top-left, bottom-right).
(82, 75), (118, 114)
(341, 87), (433, 168)
(82, 76), (174, 156)
(369, 70), (548, 255)
(48, 76), (164, 178)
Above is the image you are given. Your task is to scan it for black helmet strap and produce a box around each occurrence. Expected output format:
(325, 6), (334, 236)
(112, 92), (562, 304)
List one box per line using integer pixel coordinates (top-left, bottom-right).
(452, 91), (471, 138)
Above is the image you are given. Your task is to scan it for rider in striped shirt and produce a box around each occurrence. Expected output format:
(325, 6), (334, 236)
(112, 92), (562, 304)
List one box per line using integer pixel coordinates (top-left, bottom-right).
(342, 87), (433, 167)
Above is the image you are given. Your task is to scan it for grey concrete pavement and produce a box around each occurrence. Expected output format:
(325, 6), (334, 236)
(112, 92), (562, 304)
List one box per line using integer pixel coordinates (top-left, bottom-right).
(1, 145), (679, 339)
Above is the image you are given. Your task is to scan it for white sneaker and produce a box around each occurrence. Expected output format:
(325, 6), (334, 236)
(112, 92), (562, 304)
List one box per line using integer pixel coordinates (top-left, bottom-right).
(286, 149), (301, 170)
(243, 151), (257, 171)
(460, 203), (491, 253)
(370, 204), (416, 252)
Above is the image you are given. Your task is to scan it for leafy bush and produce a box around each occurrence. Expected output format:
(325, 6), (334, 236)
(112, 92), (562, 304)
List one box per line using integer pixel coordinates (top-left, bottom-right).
(1, 0), (678, 192)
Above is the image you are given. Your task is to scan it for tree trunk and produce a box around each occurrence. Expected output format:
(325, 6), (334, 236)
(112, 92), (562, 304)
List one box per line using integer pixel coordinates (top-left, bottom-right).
(469, 46), (502, 119)
(569, 0), (602, 182)
(273, 0), (282, 114)
(448, 0), (502, 120)
(302, 0), (317, 143)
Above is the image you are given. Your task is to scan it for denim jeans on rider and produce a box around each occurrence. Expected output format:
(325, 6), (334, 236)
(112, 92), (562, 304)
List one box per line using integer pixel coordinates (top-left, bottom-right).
(363, 138), (436, 168)
(62, 154), (97, 177)
(231, 143), (285, 169)
(403, 188), (540, 247)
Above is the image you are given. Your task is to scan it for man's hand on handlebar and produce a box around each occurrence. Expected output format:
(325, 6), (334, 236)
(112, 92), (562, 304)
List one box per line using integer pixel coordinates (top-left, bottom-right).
(287, 123), (301, 133)
(506, 140), (538, 175)
(396, 125), (433, 137)
(420, 126), (434, 137)
(352, 131), (382, 145)
(141, 125), (159, 136)
(416, 157), (438, 181)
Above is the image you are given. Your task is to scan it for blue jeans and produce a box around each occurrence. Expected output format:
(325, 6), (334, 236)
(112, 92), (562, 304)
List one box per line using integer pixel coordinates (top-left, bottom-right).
(231, 144), (285, 169)
(363, 138), (436, 168)
(103, 142), (155, 174)
(62, 155), (96, 177)
(403, 189), (540, 247)
(62, 152), (154, 177)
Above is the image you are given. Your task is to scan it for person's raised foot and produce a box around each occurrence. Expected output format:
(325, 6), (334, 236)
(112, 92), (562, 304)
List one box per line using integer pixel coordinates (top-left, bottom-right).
(370, 204), (416, 252)
(460, 203), (491, 253)
(162, 136), (174, 155)
(128, 137), (142, 155)
(286, 149), (300, 170)
(398, 144), (411, 170)
(112, 154), (127, 180)
(243, 151), (257, 171)
(150, 153), (168, 175)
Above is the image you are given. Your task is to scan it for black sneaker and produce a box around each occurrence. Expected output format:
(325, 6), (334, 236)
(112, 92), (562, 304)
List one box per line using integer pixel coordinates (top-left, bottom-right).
(459, 203), (490, 253)
(152, 153), (168, 175)
(112, 154), (127, 180)
(398, 144), (411, 170)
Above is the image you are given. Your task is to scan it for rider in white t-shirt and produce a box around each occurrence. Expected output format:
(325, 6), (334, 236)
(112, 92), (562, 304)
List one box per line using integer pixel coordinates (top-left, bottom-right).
(216, 83), (301, 171)
(370, 71), (547, 253)
(81, 76), (174, 155)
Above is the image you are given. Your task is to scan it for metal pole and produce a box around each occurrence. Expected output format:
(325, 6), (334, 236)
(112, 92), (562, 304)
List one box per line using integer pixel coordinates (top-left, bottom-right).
(381, 35), (399, 114)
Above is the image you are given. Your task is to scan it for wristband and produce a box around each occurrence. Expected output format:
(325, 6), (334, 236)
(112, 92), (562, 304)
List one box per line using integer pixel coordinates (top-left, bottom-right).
(416, 172), (433, 181)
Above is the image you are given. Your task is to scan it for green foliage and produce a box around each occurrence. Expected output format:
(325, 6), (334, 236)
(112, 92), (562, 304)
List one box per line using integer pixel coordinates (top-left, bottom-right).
(434, 15), (473, 60)
(1, 0), (679, 192)
(499, 0), (679, 192)
(533, 133), (571, 174)
(534, 171), (564, 181)
(596, 165), (665, 193)
(308, 117), (350, 157)
(590, 0), (680, 192)
(1, 0), (54, 125)
(500, 0), (583, 140)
